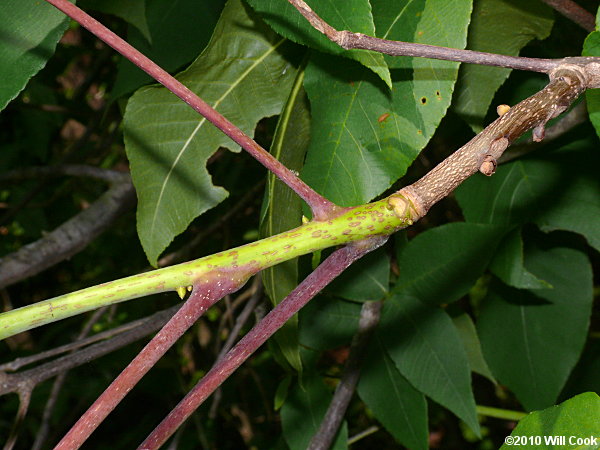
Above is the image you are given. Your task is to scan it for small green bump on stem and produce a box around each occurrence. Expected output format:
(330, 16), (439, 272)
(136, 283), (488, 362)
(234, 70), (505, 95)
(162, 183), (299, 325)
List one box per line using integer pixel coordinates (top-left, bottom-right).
(176, 285), (193, 299)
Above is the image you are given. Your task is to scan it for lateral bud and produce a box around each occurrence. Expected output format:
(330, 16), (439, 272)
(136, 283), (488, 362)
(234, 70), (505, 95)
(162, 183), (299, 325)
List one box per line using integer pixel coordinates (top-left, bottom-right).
(479, 155), (497, 176)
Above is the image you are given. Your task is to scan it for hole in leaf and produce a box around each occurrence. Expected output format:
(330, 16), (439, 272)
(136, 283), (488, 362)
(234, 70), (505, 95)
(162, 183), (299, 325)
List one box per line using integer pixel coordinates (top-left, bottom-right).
(421, 97), (427, 104)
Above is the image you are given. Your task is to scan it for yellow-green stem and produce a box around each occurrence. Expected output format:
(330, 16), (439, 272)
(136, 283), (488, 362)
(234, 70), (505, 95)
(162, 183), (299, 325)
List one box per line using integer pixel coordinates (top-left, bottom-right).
(0, 195), (414, 340)
(476, 405), (527, 421)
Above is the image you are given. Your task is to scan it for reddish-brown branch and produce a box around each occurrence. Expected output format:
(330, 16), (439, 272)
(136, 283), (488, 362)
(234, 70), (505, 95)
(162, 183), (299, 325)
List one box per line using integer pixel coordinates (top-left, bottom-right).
(541, 0), (596, 32)
(43, 0), (338, 221)
(54, 277), (244, 449)
(138, 238), (387, 449)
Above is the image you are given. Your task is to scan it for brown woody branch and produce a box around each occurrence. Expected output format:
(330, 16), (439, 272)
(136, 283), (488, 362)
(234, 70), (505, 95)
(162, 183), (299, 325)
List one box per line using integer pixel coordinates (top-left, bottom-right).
(398, 64), (588, 217)
(33, 1), (600, 447)
(499, 100), (588, 163)
(286, 0), (600, 218)
(44, 0), (339, 221)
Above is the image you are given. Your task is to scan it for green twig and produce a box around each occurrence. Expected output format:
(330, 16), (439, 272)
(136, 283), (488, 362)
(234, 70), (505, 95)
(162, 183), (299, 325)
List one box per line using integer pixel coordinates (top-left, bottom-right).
(0, 196), (414, 340)
(476, 405), (527, 421)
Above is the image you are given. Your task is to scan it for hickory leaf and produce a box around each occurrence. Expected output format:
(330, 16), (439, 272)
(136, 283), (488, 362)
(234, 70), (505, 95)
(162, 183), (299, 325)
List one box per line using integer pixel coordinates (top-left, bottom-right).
(0, 0), (72, 111)
(452, 313), (496, 384)
(327, 247), (390, 302)
(453, 0), (553, 132)
(357, 337), (428, 450)
(500, 392), (600, 450)
(395, 222), (506, 305)
(300, 0), (471, 206)
(111, 0), (225, 99)
(124, 0), (297, 265)
(456, 139), (600, 252)
(299, 297), (361, 351)
(478, 244), (593, 411)
(583, 30), (600, 140)
(246, 0), (391, 88)
(79, 0), (150, 41)
(381, 294), (481, 436)
(281, 374), (348, 450)
(489, 228), (551, 289)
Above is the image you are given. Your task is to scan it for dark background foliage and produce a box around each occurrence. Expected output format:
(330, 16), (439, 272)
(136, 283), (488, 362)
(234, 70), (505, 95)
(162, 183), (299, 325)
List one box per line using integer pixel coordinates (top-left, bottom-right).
(1, 0), (598, 448)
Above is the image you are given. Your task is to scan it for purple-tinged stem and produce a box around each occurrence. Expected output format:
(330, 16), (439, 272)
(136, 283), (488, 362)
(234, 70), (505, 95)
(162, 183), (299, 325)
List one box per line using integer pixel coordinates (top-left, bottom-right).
(54, 275), (246, 450)
(138, 238), (387, 450)
(540, 0), (595, 32)
(287, 0), (559, 74)
(43, 0), (337, 220)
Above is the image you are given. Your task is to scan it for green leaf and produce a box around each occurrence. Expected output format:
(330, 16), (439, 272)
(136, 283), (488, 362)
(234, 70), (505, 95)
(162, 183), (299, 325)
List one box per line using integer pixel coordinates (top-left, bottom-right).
(274, 374), (292, 411)
(453, 0), (553, 132)
(456, 140), (600, 252)
(0, 0), (71, 111)
(299, 298), (361, 351)
(533, 150), (600, 254)
(478, 244), (593, 411)
(111, 0), (225, 98)
(300, 0), (472, 206)
(281, 374), (348, 450)
(300, 53), (426, 206)
(500, 392), (600, 450)
(123, 0), (297, 265)
(371, 0), (426, 69)
(561, 340), (600, 400)
(583, 31), (600, 139)
(395, 222), (507, 305)
(409, 0), (473, 137)
(381, 294), (481, 435)
(452, 313), (496, 384)
(357, 337), (428, 450)
(246, 0), (391, 88)
(259, 65), (310, 373)
(79, 0), (150, 41)
(490, 228), (552, 289)
(326, 248), (390, 302)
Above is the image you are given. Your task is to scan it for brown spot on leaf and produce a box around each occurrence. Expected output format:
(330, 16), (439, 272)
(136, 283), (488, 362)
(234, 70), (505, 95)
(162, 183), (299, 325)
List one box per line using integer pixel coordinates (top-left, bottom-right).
(378, 113), (390, 123)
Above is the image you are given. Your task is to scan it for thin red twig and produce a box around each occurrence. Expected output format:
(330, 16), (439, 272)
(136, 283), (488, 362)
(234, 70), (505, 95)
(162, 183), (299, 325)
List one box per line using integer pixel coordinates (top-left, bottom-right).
(43, 0), (338, 220)
(138, 238), (386, 449)
(54, 279), (242, 449)
(541, 0), (596, 32)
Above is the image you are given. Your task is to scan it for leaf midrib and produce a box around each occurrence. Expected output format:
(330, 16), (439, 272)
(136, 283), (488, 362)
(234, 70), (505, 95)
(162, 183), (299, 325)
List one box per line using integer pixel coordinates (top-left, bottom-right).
(149, 38), (286, 237)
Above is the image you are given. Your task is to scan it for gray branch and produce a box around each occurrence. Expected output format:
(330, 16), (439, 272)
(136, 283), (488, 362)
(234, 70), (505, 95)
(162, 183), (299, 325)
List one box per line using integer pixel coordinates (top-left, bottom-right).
(0, 304), (179, 396)
(0, 166), (136, 288)
(308, 301), (382, 450)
